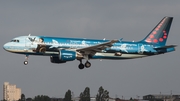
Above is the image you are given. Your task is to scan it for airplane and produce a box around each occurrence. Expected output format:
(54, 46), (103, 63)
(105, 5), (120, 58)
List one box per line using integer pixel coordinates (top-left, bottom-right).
(3, 17), (177, 69)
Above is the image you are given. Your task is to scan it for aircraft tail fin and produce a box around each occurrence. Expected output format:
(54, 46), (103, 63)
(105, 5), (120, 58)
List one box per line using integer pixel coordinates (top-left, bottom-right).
(141, 17), (173, 46)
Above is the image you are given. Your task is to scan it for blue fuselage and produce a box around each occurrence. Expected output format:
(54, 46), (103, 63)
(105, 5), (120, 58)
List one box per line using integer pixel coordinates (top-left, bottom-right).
(3, 36), (175, 60)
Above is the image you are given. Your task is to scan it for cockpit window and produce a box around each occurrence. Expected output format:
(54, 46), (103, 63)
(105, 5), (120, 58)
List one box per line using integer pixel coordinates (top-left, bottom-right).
(11, 39), (19, 42)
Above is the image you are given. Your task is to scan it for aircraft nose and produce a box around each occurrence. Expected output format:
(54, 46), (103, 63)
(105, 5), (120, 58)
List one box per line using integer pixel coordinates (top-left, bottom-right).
(3, 43), (9, 51)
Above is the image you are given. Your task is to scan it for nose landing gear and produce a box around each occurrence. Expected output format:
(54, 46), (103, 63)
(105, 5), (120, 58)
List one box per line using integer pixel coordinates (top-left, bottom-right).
(24, 61), (28, 65)
(24, 55), (29, 65)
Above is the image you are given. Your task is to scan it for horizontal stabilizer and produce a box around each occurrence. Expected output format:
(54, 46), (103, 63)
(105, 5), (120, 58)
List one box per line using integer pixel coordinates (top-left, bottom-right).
(154, 45), (177, 50)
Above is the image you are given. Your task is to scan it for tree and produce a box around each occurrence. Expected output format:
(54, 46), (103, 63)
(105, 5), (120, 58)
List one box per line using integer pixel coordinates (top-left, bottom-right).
(79, 87), (90, 101)
(96, 86), (109, 101)
(130, 97), (136, 101)
(21, 94), (26, 101)
(18, 94), (25, 101)
(79, 92), (84, 101)
(33, 95), (50, 101)
(115, 98), (121, 101)
(26, 98), (33, 101)
(63, 90), (72, 101)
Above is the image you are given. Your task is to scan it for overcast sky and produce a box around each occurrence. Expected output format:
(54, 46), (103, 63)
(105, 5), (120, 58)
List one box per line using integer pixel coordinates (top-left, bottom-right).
(0, 0), (180, 99)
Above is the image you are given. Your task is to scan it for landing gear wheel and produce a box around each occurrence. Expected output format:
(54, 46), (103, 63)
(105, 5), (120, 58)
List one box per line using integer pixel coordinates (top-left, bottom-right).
(78, 63), (84, 70)
(24, 61), (28, 65)
(85, 61), (91, 68)
(24, 55), (29, 65)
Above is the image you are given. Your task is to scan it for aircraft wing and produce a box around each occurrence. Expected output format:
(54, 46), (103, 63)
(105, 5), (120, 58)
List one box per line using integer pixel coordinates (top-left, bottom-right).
(77, 39), (119, 53)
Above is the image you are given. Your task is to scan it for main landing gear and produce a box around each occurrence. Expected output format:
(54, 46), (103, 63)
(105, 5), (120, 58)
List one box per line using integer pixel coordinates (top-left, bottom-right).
(78, 59), (91, 70)
(24, 55), (29, 65)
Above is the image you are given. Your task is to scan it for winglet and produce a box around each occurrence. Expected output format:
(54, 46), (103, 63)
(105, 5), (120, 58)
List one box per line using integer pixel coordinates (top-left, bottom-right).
(119, 38), (123, 42)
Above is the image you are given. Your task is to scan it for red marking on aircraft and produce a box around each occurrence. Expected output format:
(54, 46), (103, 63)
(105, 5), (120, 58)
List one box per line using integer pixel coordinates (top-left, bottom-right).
(155, 28), (159, 31)
(159, 38), (163, 42)
(153, 39), (158, 43)
(150, 35), (154, 38)
(153, 31), (157, 34)
(163, 36), (167, 39)
(146, 38), (152, 42)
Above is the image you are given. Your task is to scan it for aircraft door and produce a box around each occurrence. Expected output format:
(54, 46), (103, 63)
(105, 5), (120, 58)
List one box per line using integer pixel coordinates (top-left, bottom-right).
(138, 43), (143, 54)
(25, 36), (39, 53)
(138, 43), (147, 54)
(24, 36), (32, 52)
(24, 37), (29, 52)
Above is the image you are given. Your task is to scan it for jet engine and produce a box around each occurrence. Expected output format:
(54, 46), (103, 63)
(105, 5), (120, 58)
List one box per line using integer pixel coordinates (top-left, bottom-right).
(50, 50), (76, 63)
(59, 50), (76, 61)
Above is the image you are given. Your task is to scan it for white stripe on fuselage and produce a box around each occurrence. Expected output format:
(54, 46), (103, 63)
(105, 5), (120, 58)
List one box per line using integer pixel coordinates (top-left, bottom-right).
(7, 49), (148, 59)
(95, 53), (147, 59)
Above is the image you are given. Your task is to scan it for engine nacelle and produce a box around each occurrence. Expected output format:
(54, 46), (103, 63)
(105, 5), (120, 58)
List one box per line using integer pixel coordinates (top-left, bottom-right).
(59, 50), (76, 61)
(50, 56), (66, 63)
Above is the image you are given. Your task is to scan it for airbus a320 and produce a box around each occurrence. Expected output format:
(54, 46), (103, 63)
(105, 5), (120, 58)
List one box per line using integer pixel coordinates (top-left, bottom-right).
(3, 17), (176, 69)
